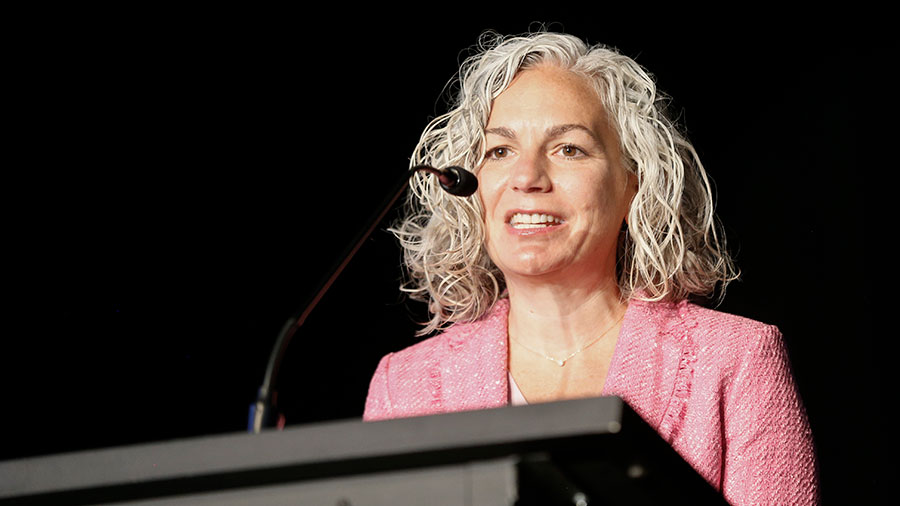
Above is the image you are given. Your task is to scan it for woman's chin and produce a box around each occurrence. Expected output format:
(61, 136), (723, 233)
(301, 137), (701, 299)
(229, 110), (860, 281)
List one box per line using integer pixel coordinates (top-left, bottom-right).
(498, 258), (566, 280)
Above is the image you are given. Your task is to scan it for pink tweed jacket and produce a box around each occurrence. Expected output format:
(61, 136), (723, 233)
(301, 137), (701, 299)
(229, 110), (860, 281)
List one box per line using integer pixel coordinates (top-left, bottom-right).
(364, 297), (820, 505)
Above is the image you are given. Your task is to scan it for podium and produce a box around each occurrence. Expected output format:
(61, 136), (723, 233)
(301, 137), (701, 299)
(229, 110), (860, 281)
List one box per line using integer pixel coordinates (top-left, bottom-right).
(0, 397), (727, 505)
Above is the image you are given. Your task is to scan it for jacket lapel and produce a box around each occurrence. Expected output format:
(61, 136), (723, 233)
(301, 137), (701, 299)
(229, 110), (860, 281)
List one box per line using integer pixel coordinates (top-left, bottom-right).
(438, 299), (510, 413)
(603, 298), (694, 436)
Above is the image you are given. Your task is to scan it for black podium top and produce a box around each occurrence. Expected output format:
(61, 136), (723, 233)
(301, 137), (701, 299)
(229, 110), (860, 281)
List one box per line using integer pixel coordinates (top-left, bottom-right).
(0, 396), (727, 505)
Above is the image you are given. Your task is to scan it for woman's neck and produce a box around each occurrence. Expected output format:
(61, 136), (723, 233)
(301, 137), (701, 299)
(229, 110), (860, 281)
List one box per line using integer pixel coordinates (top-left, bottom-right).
(505, 271), (627, 355)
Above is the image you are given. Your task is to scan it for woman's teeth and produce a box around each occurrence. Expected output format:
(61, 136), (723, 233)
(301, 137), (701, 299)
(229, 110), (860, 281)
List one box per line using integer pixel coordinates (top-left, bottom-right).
(509, 213), (564, 229)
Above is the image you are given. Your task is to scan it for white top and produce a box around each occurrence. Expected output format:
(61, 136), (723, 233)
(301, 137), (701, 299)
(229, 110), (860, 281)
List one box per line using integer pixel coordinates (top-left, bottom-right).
(508, 371), (528, 406)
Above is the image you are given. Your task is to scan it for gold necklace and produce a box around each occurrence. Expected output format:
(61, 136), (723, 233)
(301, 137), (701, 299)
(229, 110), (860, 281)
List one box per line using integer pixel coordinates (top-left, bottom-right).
(510, 311), (625, 367)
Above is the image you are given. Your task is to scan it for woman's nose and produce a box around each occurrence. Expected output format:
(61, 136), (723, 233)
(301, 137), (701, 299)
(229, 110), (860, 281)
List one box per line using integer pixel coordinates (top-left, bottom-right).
(509, 155), (551, 193)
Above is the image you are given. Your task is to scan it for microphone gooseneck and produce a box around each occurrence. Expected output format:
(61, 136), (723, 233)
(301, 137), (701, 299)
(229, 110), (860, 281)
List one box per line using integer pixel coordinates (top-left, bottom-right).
(249, 165), (477, 433)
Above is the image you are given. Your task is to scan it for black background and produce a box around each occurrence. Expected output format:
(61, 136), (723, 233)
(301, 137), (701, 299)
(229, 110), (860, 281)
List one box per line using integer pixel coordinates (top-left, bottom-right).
(3, 8), (887, 505)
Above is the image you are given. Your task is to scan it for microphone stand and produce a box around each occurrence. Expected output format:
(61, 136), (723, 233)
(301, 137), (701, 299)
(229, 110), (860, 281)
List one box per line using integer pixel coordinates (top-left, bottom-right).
(249, 166), (473, 433)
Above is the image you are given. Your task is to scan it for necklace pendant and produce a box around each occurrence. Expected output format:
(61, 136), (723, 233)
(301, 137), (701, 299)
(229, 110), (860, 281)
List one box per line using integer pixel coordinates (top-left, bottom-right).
(555, 358), (566, 366)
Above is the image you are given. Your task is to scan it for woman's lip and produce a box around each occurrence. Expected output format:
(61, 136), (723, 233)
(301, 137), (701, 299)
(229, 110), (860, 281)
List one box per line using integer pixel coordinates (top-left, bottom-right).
(505, 220), (566, 236)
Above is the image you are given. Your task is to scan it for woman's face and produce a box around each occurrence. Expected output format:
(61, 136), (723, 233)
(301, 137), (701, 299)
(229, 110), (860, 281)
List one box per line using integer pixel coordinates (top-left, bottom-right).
(478, 64), (636, 284)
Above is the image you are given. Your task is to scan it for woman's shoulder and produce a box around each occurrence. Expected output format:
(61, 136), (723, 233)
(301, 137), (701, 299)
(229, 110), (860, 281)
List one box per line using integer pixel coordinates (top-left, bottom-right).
(630, 297), (783, 360)
(683, 300), (779, 338)
(364, 300), (510, 421)
(633, 296), (775, 332)
(364, 330), (455, 421)
(678, 301), (789, 379)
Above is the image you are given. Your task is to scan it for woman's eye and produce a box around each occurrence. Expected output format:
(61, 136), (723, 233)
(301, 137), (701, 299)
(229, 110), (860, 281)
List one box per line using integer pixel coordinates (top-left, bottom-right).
(558, 144), (585, 158)
(487, 147), (511, 159)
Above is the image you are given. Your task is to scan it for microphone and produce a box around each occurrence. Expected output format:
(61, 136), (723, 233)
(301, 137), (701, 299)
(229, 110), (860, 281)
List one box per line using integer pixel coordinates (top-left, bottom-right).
(411, 165), (478, 197)
(248, 165), (477, 433)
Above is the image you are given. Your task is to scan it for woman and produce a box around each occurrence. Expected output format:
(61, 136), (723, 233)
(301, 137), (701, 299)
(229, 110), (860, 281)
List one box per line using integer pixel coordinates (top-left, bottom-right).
(364, 31), (819, 505)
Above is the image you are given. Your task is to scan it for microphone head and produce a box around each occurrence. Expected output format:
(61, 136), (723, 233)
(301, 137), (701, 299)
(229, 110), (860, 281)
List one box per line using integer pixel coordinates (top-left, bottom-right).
(439, 166), (478, 197)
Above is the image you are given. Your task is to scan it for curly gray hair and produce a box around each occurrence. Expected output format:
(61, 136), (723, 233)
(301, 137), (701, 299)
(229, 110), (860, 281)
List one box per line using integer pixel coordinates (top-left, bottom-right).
(393, 31), (738, 335)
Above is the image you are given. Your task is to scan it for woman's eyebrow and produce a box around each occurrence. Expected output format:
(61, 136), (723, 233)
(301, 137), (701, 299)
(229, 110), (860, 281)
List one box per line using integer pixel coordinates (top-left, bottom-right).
(484, 124), (599, 142)
(484, 126), (516, 139)
(546, 123), (599, 142)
